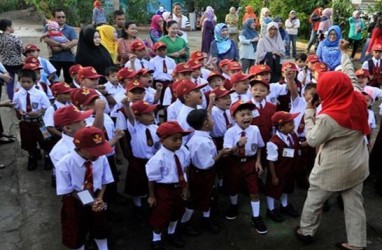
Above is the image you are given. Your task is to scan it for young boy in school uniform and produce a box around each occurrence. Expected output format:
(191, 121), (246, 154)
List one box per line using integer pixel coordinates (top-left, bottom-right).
(180, 109), (230, 235)
(137, 68), (163, 104)
(224, 61), (243, 90)
(69, 64), (83, 88)
(297, 54), (319, 85)
(121, 99), (160, 219)
(146, 121), (191, 250)
(104, 66), (124, 102)
(266, 111), (300, 222)
(56, 126), (114, 250)
(13, 69), (51, 170)
(362, 43), (382, 87)
(223, 100), (267, 234)
(229, 71), (253, 103)
(125, 40), (150, 70)
(43, 82), (72, 170)
(189, 50), (212, 79)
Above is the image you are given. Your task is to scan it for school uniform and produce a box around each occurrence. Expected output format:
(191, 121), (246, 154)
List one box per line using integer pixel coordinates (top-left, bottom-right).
(146, 145), (190, 229)
(250, 98), (276, 143)
(71, 79), (81, 89)
(200, 68), (212, 80)
(176, 104), (197, 144)
(13, 87), (51, 153)
(274, 81), (302, 112)
(125, 58), (150, 71)
(266, 131), (300, 199)
(266, 82), (288, 105)
(144, 86), (158, 104)
(166, 99), (182, 121)
(149, 55), (176, 82)
(297, 68), (313, 86)
(186, 131), (217, 211)
(230, 91), (251, 103)
(56, 152), (114, 249)
(95, 89), (111, 114)
(362, 57), (382, 87)
(162, 84), (177, 106)
(125, 121), (160, 196)
(50, 133), (75, 167)
(104, 81), (124, 98)
(223, 124), (265, 195)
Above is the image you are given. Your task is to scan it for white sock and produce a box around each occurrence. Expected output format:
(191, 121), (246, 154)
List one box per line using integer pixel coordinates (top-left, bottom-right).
(181, 208), (194, 223)
(94, 239), (108, 250)
(74, 246), (85, 250)
(132, 196), (142, 207)
(218, 179), (223, 187)
(203, 209), (211, 218)
(251, 200), (260, 217)
(167, 221), (178, 234)
(229, 194), (238, 205)
(280, 193), (288, 207)
(266, 196), (275, 210)
(153, 232), (162, 241)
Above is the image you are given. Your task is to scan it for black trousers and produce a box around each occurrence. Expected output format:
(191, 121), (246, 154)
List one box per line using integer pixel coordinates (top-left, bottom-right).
(50, 60), (74, 83)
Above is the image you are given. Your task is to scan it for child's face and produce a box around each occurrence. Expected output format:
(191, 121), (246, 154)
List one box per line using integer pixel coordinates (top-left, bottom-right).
(215, 95), (231, 110)
(57, 93), (71, 103)
(303, 88), (317, 102)
(307, 62), (314, 70)
(184, 89), (203, 106)
(365, 95), (372, 107)
(26, 50), (39, 58)
(233, 109), (253, 129)
(78, 148), (99, 161)
(63, 120), (86, 137)
(279, 121), (295, 134)
(255, 72), (271, 84)
(161, 133), (183, 152)
(71, 73), (80, 83)
(136, 112), (155, 125)
(373, 50), (382, 59)
(179, 72), (192, 81)
(127, 89), (145, 102)
(139, 74), (153, 87)
(204, 114), (214, 131)
(20, 77), (35, 91)
(191, 67), (201, 78)
(81, 78), (99, 89)
(115, 15), (125, 28)
(357, 76), (369, 87)
(209, 77), (223, 88)
(228, 69), (240, 75)
(156, 47), (167, 57)
(233, 81), (249, 94)
(295, 59), (306, 69)
(106, 72), (119, 85)
(251, 83), (269, 102)
(135, 48), (147, 59)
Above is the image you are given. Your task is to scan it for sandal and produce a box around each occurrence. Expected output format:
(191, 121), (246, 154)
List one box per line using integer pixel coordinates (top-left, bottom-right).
(0, 136), (15, 144)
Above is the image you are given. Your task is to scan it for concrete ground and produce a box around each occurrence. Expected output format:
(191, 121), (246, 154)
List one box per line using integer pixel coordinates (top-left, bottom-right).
(1, 9), (382, 250)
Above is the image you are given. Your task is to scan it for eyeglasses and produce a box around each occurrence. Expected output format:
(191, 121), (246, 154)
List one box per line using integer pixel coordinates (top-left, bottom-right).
(329, 33), (337, 36)
(56, 16), (66, 19)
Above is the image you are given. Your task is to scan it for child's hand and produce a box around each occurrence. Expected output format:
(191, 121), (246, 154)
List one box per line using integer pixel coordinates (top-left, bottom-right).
(27, 111), (41, 117)
(181, 187), (190, 201)
(0, 100), (15, 108)
(339, 39), (349, 52)
(120, 97), (130, 106)
(114, 129), (125, 140)
(129, 54), (137, 61)
(148, 196), (156, 207)
(237, 136), (247, 147)
(255, 161), (263, 175)
(272, 176), (279, 186)
(97, 85), (107, 95)
(155, 82), (163, 91)
(220, 148), (231, 157)
(92, 198), (106, 212)
(94, 98), (106, 112)
(209, 92), (216, 104)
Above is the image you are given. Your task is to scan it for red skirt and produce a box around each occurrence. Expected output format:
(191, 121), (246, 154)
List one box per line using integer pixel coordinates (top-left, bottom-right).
(124, 156), (149, 196)
(187, 166), (215, 211)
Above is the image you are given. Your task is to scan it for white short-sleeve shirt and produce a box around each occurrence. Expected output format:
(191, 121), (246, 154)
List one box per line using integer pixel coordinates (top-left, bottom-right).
(186, 130), (217, 170)
(223, 124), (265, 156)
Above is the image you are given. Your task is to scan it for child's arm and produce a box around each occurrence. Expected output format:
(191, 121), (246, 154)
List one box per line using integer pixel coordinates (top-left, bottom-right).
(207, 92), (215, 115)
(107, 129), (125, 147)
(92, 99), (105, 130)
(121, 97), (136, 126)
(147, 181), (156, 207)
(39, 32), (49, 42)
(285, 69), (299, 101)
(268, 161), (279, 186)
(255, 148), (263, 174)
(47, 127), (62, 137)
(153, 83), (163, 104)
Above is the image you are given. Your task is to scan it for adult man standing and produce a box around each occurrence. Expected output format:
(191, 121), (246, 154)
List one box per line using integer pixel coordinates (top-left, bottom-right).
(113, 10), (126, 39)
(43, 9), (78, 83)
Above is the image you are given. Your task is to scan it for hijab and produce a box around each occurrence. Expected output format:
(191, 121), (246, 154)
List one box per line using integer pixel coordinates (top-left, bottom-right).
(323, 25), (342, 47)
(241, 19), (258, 50)
(264, 22), (285, 52)
(162, 12), (172, 21)
(214, 23), (232, 54)
(317, 71), (370, 135)
(75, 25), (114, 75)
(203, 6), (215, 25)
(96, 24), (118, 62)
(150, 15), (163, 32)
(242, 6), (258, 24)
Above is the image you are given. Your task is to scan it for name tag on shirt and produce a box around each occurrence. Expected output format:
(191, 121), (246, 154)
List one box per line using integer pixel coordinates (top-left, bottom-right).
(252, 109), (260, 118)
(77, 190), (95, 205)
(282, 148), (295, 158)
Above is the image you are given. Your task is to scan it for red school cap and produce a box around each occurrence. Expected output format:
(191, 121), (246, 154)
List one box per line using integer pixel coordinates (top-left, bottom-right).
(307, 54), (320, 63)
(126, 80), (146, 92)
(210, 86), (234, 99)
(54, 104), (93, 128)
(70, 87), (100, 107)
(227, 61), (242, 71)
(249, 79), (270, 90)
(73, 126), (113, 157)
(175, 79), (207, 97)
(271, 111), (300, 126)
(230, 100), (256, 116)
(219, 59), (232, 68)
(153, 41), (167, 50)
(130, 40), (146, 51)
(230, 71), (253, 84)
(281, 62), (298, 71)
(372, 43), (382, 51)
(355, 69), (371, 79)
(312, 62), (328, 73)
(51, 82), (72, 96)
(117, 67), (138, 80)
(173, 62), (194, 73)
(23, 44), (40, 56)
(207, 71), (224, 82)
(24, 56), (40, 65)
(69, 64), (83, 75)
(131, 100), (158, 114)
(190, 50), (207, 61)
(249, 64), (271, 76)
(156, 121), (192, 139)
(187, 59), (203, 69)
(78, 66), (103, 79)
(22, 63), (42, 71)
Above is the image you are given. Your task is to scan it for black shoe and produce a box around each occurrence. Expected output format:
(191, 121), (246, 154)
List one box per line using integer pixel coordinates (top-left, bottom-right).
(323, 200), (330, 212)
(152, 240), (166, 250)
(336, 195), (344, 211)
(133, 205), (145, 220)
(202, 218), (221, 234)
(266, 208), (284, 222)
(251, 216), (268, 234)
(51, 175), (56, 188)
(294, 226), (314, 244)
(179, 221), (201, 236)
(167, 233), (185, 248)
(335, 242), (366, 250)
(34, 151), (42, 160)
(280, 204), (299, 218)
(44, 156), (53, 170)
(27, 156), (38, 171)
(225, 204), (238, 220)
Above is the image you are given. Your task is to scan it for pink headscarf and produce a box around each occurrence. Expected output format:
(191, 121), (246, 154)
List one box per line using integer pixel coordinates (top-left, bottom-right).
(150, 14), (163, 31)
(203, 6), (215, 25)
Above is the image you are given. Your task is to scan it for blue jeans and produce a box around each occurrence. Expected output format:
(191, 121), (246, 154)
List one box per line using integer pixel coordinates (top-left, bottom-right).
(287, 34), (297, 58)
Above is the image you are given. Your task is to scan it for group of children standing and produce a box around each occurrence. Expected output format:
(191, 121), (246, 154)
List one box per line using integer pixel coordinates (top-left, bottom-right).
(11, 37), (382, 250)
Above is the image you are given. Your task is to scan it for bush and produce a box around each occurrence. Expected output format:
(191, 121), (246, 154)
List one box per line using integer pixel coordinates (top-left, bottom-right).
(0, 0), (26, 13)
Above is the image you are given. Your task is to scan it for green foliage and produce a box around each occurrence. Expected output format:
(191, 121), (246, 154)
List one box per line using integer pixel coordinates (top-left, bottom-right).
(24, 0), (93, 26)
(122, 0), (160, 24)
(194, 0), (239, 22)
(0, 0), (26, 13)
(331, 0), (353, 38)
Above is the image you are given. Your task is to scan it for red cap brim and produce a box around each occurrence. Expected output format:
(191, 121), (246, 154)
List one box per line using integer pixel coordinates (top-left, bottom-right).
(83, 141), (113, 157)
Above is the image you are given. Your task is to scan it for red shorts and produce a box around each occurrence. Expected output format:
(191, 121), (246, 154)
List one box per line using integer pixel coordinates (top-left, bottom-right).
(149, 184), (185, 230)
(265, 164), (294, 199)
(124, 156), (148, 196)
(19, 121), (46, 152)
(225, 156), (259, 195)
(187, 166), (215, 211)
(61, 195), (109, 249)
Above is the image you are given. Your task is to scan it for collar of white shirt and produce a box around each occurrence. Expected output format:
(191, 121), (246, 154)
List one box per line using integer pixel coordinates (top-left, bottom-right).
(72, 151), (88, 168)
(251, 98), (266, 109)
(160, 145), (176, 157)
(276, 130), (292, 146)
(233, 124), (248, 135)
(193, 130), (211, 138)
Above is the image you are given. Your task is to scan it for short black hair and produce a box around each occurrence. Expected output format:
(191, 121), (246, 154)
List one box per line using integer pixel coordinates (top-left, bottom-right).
(105, 66), (118, 76)
(304, 83), (316, 92)
(18, 69), (37, 82)
(166, 20), (178, 29)
(113, 10), (125, 17)
(52, 9), (65, 17)
(0, 19), (12, 32)
(233, 104), (253, 116)
(295, 53), (307, 62)
(186, 109), (208, 130)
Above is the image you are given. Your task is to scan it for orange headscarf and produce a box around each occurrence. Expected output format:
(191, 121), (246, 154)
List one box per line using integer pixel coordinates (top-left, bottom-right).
(94, 0), (101, 8)
(317, 71), (370, 135)
(242, 6), (259, 26)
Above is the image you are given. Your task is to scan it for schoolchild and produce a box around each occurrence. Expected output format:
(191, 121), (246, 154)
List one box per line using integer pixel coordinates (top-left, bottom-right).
(356, 69), (382, 99)
(55, 126), (114, 250)
(311, 61), (328, 81)
(69, 64), (83, 88)
(229, 71), (253, 103)
(189, 50), (212, 79)
(104, 66), (124, 100)
(22, 58), (54, 100)
(265, 111), (300, 222)
(224, 61), (243, 90)
(187, 59), (208, 86)
(146, 121), (191, 249)
(218, 59), (233, 80)
(294, 53), (307, 72)
(297, 54), (319, 85)
(362, 90), (377, 150)
(125, 40), (150, 70)
(13, 69), (51, 170)
(223, 100), (267, 234)
(137, 68), (163, 104)
(201, 71), (225, 107)
(362, 43), (382, 87)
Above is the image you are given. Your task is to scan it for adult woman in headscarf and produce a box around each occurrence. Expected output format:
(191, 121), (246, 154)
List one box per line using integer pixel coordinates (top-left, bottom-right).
(149, 14), (164, 44)
(225, 7), (240, 44)
(201, 6), (215, 54)
(0, 19), (23, 100)
(259, 8), (272, 38)
(316, 25), (342, 71)
(295, 69), (369, 250)
(348, 11), (365, 60)
(242, 5), (259, 26)
(239, 19), (259, 73)
(75, 25), (114, 77)
(96, 24), (118, 63)
(210, 23), (239, 64)
(256, 22), (285, 82)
